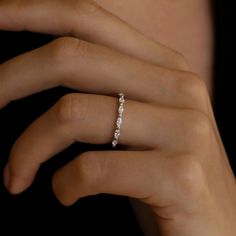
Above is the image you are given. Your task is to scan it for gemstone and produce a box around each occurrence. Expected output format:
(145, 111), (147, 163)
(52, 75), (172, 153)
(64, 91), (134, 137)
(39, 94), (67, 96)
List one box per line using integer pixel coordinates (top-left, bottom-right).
(112, 140), (118, 147)
(117, 117), (122, 128)
(118, 105), (124, 114)
(119, 97), (125, 103)
(114, 129), (120, 139)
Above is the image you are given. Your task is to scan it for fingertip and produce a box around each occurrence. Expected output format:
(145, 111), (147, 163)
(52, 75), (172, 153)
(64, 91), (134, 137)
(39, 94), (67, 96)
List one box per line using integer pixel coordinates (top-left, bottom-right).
(9, 177), (31, 195)
(3, 164), (32, 195)
(51, 173), (75, 207)
(0, 100), (9, 110)
(3, 164), (11, 190)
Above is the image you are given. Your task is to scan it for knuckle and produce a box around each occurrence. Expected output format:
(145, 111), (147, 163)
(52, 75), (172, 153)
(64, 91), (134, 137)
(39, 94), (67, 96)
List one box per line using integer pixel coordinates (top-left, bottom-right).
(69, 0), (103, 23)
(177, 72), (209, 109)
(75, 152), (107, 186)
(65, 0), (104, 33)
(55, 93), (88, 124)
(50, 37), (86, 63)
(184, 110), (213, 139)
(188, 73), (208, 96)
(75, 0), (103, 17)
(173, 157), (206, 195)
(172, 51), (189, 70)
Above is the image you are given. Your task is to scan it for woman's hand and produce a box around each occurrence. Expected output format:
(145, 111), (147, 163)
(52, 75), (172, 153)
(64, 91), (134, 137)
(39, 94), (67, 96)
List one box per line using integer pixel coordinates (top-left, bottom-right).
(0, 1), (236, 235)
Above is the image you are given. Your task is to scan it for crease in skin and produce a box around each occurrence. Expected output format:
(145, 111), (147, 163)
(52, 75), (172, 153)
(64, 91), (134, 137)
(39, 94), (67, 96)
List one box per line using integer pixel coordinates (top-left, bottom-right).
(95, 0), (214, 96)
(0, 1), (235, 236)
(0, 0), (188, 71)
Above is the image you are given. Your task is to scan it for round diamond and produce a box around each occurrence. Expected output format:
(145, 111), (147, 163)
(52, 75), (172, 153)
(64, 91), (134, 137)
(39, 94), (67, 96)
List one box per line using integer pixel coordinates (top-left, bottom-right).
(112, 140), (118, 147)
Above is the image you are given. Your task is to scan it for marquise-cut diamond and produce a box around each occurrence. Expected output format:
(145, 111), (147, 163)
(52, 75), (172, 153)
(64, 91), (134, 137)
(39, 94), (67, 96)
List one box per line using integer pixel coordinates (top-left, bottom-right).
(112, 93), (125, 148)
(118, 105), (124, 113)
(119, 97), (125, 103)
(114, 129), (121, 139)
(117, 117), (122, 128)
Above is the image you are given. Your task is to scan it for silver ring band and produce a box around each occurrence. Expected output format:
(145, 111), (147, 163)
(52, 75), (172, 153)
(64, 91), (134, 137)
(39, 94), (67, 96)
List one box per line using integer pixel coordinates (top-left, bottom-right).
(112, 93), (125, 148)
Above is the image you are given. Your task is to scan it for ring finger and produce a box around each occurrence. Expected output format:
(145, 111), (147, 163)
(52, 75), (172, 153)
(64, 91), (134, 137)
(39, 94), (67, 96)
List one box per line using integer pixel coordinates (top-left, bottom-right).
(4, 93), (188, 195)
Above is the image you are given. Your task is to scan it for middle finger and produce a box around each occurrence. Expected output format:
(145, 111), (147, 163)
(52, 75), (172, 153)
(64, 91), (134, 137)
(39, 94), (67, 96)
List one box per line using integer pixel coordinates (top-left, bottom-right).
(0, 37), (203, 110)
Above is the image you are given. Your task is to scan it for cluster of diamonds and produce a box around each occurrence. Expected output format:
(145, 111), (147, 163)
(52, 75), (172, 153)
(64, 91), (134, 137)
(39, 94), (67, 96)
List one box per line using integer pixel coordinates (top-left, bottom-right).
(112, 93), (125, 148)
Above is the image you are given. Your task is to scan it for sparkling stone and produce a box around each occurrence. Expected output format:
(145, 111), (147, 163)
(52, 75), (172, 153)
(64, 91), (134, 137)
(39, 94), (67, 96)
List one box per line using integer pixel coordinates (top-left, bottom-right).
(112, 140), (118, 147)
(118, 105), (124, 114)
(119, 97), (125, 103)
(117, 117), (122, 128)
(114, 129), (121, 139)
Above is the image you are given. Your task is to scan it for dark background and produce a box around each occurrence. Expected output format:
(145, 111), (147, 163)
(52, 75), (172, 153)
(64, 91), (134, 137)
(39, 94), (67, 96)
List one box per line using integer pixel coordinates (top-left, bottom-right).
(0, 0), (235, 235)
(0, 32), (143, 235)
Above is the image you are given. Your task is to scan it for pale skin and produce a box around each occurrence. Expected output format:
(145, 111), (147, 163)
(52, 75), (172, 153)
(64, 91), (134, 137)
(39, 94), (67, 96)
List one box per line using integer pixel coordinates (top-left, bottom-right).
(0, 0), (235, 236)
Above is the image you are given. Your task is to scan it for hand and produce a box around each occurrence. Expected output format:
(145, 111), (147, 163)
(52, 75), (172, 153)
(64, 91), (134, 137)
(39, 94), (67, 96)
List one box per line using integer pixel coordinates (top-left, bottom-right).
(0, 1), (236, 236)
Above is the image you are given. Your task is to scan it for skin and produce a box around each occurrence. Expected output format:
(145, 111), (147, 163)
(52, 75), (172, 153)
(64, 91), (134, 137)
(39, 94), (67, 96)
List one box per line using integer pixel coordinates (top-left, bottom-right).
(96, 0), (214, 97)
(0, 0), (235, 235)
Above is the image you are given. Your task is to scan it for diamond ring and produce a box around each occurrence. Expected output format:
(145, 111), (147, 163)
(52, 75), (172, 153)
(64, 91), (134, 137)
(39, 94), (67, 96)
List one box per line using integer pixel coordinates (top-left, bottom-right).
(112, 93), (125, 148)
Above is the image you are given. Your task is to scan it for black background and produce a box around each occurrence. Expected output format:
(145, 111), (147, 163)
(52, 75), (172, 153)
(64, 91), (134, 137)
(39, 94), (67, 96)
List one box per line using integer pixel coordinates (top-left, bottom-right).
(0, 0), (235, 235)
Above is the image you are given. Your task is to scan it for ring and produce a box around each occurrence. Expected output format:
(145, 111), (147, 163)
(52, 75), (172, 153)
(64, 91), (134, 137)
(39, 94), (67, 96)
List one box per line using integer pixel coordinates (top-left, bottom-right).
(112, 93), (125, 148)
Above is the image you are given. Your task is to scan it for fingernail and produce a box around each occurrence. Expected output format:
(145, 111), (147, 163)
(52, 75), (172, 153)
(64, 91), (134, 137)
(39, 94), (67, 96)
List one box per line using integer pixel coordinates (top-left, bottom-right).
(3, 164), (11, 190)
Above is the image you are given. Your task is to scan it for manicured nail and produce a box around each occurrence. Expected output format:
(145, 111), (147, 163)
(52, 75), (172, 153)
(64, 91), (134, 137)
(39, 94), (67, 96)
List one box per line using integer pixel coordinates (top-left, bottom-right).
(3, 164), (11, 190)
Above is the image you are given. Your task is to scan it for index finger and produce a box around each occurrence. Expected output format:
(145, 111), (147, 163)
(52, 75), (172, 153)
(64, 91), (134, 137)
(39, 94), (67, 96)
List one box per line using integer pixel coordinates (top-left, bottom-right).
(0, 0), (188, 70)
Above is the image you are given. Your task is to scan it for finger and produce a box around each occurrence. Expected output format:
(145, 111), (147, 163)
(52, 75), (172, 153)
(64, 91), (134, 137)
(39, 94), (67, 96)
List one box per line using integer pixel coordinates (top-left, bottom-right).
(0, 37), (207, 111)
(0, 0), (188, 70)
(52, 150), (174, 207)
(5, 93), (191, 194)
